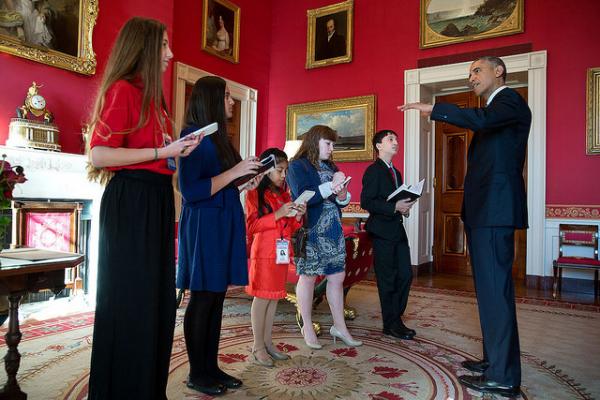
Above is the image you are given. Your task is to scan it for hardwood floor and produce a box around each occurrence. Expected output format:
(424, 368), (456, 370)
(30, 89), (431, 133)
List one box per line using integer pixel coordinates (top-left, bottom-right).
(412, 270), (600, 306)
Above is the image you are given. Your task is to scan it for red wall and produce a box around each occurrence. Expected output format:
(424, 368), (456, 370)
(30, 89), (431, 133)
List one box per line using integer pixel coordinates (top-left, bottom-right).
(0, 0), (175, 154)
(266, 0), (600, 205)
(1, 0), (599, 206)
(171, 0), (273, 145)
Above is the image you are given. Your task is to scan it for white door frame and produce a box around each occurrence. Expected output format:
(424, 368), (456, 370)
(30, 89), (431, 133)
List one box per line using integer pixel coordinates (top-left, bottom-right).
(172, 62), (257, 160)
(403, 51), (547, 277)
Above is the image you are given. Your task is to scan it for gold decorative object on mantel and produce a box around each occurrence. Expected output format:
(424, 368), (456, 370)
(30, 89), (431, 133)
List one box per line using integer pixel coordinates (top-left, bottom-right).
(7, 82), (61, 152)
(0, 0), (98, 75)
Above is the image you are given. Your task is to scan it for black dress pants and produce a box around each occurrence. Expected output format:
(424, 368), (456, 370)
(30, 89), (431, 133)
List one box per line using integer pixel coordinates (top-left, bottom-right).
(372, 237), (412, 330)
(184, 290), (226, 384)
(465, 225), (521, 386)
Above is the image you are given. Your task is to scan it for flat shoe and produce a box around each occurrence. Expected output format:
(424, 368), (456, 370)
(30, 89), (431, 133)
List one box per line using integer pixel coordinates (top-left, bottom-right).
(186, 378), (227, 396)
(266, 346), (290, 360)
(212, 370), (242, 389)
(251, 349), (274, 367)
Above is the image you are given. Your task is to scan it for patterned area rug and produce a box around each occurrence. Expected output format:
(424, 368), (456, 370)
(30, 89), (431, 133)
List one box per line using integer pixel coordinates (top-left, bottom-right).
(2, 283), (599, 400)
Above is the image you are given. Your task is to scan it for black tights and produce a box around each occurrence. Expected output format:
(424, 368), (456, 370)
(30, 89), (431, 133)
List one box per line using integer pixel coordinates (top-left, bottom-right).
(184, 290), (226, 384)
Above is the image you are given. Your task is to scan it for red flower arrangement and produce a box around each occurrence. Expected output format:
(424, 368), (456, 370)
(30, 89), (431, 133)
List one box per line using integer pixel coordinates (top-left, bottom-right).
(0, 154), (27, 208)
(0, 154), (27, 246)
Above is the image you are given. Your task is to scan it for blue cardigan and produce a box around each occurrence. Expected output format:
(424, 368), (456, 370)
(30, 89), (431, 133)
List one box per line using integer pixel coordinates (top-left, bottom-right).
(286, 157), (343, 229)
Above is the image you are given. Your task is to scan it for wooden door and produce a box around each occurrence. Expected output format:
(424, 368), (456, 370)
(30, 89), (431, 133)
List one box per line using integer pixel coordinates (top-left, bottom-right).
(433, 89), (528, 280)
(433, 92), (476, 275)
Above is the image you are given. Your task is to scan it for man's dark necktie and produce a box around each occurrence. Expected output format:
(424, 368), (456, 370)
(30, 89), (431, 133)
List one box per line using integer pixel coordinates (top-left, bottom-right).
(389, 166), (398, 188)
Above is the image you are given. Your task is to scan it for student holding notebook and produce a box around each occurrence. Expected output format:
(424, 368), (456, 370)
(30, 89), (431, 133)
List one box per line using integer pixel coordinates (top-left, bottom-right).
(360, 129), (417, 340)
(245, 148), (306, 367)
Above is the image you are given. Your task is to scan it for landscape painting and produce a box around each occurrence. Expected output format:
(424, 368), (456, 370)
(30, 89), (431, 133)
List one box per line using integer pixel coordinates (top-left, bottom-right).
(286, 95), (375, 162)
(420, 0), (523, 48)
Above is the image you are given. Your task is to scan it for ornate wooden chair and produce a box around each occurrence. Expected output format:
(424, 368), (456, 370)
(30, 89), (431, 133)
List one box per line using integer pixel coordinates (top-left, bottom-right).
(286, 228), (374, 334)
(552, 224), (600, 298)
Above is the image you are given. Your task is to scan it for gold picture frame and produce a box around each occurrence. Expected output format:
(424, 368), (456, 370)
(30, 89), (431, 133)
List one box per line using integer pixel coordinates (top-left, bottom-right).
(286, 95), (376, 162)
(202, 0), (240, 63)
(0, 0), (98, 75)
(587, 67), (600, 155)
(420, 0), (523, 49)
(306, 0), (353, 69)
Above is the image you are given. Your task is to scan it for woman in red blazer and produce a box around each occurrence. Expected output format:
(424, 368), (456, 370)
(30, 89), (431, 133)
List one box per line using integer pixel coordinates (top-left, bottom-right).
(245, 148), (306, 367)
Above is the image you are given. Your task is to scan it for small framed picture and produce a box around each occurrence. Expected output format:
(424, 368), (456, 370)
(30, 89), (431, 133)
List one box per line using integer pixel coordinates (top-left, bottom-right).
(306, 0), (353, 69)
(202, 0), (240, 63)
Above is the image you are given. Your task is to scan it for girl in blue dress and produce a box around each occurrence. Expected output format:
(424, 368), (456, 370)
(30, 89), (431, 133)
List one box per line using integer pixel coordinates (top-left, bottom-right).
(286, 125), (362, 350)
(177, 76), (261, 396)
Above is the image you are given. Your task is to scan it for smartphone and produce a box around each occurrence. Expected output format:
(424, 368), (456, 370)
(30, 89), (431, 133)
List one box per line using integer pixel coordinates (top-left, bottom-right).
(234, 154), (277, 188)
(189, 122), (218, 137)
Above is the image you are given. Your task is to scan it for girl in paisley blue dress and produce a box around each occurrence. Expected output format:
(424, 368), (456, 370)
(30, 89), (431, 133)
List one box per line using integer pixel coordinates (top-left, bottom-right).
(286, 125), (362, 349)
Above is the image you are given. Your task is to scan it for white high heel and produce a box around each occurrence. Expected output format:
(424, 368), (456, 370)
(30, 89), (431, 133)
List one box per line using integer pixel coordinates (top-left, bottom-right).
(330, 326), (362, 347)
(300, 326), (323, 350)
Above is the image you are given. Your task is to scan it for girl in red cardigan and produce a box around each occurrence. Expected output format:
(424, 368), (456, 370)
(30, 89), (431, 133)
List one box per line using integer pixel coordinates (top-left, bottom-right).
(245, 148), (306, 367)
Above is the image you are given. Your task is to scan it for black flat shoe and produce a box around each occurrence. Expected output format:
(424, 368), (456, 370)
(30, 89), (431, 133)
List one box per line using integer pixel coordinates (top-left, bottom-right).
(383, 326), (415, 340)
(461, 359), (489, 373)
(458, 374), (520, 398)
(212, 370), (243, 389)
(186, 377), (227, 396)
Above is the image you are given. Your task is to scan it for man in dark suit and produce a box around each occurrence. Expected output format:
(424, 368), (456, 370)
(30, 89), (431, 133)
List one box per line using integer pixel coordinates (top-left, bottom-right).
(361, 130), (417, 340)
(315, 17), (346, 61)
(400, 56), (531, 398)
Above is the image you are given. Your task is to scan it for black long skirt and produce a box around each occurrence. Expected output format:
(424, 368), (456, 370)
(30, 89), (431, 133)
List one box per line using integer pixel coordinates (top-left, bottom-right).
(88, 170), (176, 400)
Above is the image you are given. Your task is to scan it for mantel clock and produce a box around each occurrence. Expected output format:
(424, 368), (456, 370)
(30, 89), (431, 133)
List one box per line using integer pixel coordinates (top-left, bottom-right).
(7, 82), (61, 152)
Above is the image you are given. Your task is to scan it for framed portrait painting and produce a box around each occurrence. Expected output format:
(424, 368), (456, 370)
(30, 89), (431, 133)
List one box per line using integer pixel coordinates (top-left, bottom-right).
(286, 95), (376, 162)
(306, 0), (353, 69)
(420, 0), (524, 49)
(0, 0), (98, 75)
(587, 67), (600, 155)
(202, 0), (240, 63)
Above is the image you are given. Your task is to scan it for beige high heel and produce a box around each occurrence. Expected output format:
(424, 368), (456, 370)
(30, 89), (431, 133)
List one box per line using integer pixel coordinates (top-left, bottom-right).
(330, 326), (362, 347)
(300, 326), (323, 350)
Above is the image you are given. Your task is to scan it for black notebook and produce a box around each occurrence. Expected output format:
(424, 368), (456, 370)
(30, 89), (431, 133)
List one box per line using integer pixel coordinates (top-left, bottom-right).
(386, 179), (425, 202)
(234, 154), (277, 188)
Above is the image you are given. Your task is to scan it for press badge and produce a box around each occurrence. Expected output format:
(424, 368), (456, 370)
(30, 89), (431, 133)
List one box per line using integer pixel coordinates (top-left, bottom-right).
(276, 239), (290, 264)
(167, 157), (177, 171)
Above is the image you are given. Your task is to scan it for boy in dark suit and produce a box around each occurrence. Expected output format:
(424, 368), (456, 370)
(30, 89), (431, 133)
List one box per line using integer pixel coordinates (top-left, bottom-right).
(400, 56), (531, 398)
(361, 130), (416, 340)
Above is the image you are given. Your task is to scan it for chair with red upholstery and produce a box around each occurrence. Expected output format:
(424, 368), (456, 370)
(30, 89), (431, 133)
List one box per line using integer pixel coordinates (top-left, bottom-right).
(286, 228), (374, 333)
(552, 224), (600, 298)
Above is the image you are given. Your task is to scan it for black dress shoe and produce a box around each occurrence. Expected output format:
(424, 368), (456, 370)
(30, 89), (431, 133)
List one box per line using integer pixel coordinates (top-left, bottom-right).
(383, 326), (415, 340)
(458, 375), (520, 398)
(211, 369), (243, 389)
(398, 321), (416, 336)
(186, 376), (227, 396)
(461, 359), (489, 373)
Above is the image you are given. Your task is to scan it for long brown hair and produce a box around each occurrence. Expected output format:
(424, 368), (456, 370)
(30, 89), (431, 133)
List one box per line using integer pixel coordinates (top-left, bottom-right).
(184, 76), (241, 171)
(86, 17), (170, 183)
(292, 124), (338, 170)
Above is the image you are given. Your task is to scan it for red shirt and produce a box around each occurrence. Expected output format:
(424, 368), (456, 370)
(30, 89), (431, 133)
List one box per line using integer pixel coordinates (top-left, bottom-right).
(89, 79), (174, 175)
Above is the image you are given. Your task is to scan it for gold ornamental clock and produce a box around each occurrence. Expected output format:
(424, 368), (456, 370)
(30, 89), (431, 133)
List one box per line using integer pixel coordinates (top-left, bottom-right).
(7, 82), (61, 151)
